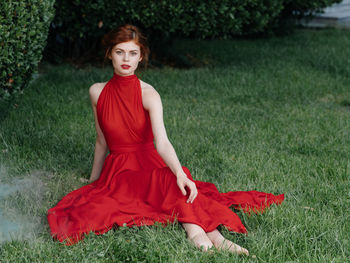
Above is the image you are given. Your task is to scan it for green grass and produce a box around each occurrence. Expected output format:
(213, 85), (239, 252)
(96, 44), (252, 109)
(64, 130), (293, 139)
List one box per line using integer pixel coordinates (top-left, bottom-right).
(0, 28), (350, 262)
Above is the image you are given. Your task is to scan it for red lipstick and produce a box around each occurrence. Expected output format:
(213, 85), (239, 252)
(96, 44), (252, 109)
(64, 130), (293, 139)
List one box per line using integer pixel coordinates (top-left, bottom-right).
(121, 64), (131, 69)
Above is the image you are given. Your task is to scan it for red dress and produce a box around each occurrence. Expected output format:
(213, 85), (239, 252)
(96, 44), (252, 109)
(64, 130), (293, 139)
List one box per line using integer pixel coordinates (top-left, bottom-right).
(47, 73), (284, 245)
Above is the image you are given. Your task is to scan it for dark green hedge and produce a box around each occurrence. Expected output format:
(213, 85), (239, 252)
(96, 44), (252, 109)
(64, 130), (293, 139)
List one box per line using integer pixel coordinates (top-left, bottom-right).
(46, 0), (286, 60)
(45, 0), (341, 62)
(0, 0), (55, 100)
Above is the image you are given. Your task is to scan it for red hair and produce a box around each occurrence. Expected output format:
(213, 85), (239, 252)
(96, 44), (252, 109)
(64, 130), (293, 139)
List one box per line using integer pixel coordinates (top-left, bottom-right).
(102, 24), (150, 66)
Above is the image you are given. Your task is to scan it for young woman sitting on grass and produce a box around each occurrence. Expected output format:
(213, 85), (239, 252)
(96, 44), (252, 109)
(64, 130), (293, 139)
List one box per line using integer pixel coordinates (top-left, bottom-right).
(47, 24), (284, 255)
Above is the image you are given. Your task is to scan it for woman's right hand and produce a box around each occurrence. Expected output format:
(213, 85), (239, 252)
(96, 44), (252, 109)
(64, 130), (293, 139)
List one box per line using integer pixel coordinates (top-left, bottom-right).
(79, 177), (90, 183)
(176, 172), (198, 204)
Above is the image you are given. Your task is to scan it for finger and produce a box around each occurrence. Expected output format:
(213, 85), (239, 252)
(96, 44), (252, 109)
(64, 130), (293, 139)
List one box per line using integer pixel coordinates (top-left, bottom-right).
(188, 184), (196, 203)
(190, 186), (198, 203)
(192, 190), (198, 203)
(179, 184), (187, 196)
(187, 191), (191, 203)
(185, 183), (191, 203)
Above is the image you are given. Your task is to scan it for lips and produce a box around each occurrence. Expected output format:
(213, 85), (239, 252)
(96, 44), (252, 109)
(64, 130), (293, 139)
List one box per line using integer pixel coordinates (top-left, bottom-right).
(121, 64), (131, 69)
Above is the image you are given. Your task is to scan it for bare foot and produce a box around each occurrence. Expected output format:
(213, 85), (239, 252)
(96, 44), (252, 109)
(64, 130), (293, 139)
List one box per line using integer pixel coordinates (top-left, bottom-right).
(217, 239), (249, 256)
(188, 232), (214, 252)
(206, 229), (249, 256)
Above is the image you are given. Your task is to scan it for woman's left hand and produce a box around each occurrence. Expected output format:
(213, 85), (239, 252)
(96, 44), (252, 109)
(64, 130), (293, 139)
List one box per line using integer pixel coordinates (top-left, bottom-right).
(176, 172), (198, 204)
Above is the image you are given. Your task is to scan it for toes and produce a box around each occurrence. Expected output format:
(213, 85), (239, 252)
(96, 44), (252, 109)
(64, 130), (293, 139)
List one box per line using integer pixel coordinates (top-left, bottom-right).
(241, 248), (249, 256)
(219, 239), (249, 256)
(188, 233), (214, 252)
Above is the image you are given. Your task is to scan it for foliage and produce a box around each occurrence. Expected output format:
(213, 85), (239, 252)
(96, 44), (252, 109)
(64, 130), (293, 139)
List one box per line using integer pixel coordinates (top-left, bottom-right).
(45, 0), (342, 63)
(45, 0), (286, 61)
(270, 0), (343, 33)
(282, 0), (342, 17)
(0, 0), (55, 100)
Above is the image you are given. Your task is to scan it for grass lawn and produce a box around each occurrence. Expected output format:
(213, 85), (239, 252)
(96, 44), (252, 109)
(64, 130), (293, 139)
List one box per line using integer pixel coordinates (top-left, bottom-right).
(0, 28), (349, 262)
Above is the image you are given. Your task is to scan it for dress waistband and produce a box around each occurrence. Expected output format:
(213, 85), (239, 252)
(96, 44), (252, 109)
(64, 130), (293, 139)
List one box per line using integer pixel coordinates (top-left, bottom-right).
(109, 142), (155, 155)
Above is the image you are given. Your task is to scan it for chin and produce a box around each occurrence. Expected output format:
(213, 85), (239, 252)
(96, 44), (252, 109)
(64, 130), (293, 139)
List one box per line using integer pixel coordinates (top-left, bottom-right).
(119, 68), (134, 75)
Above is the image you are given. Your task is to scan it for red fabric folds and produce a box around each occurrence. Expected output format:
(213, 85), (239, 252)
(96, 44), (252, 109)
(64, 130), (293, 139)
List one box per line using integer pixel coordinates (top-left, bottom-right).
(47, 73), (284, 245)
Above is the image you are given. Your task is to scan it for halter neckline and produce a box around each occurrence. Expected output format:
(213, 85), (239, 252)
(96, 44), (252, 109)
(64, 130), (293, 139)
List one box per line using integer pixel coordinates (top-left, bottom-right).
(113, 72), (137, 82)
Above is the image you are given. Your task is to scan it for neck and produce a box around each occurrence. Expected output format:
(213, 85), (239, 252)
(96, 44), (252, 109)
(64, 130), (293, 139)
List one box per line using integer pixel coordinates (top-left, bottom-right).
(114, 70), (136, 76)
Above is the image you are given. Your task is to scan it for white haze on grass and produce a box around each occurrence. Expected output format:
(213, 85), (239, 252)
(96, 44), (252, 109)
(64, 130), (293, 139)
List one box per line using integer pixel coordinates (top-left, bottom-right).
(0, 165), (47, 244)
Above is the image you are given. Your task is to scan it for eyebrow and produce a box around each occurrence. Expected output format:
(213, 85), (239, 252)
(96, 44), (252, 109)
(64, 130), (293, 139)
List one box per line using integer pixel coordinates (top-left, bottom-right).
(115, 48), (139, 52)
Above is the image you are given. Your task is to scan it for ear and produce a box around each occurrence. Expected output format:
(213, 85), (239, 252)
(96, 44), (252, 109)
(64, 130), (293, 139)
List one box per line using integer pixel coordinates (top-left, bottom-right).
(139, 56), (143, 62)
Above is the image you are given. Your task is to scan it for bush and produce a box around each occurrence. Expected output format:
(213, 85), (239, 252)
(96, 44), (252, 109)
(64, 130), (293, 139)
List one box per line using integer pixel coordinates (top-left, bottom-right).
(282, 0), (342, 18)
(45, 0), (340, 63)
(272, 0), (343, 33)
(0, 0), (55, 100)
(44, 0), (285, 62)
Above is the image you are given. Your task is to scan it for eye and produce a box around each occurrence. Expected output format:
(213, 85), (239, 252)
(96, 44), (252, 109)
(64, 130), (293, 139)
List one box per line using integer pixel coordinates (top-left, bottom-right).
(116, 50), (123, 55)
(130, 51), (138, 56)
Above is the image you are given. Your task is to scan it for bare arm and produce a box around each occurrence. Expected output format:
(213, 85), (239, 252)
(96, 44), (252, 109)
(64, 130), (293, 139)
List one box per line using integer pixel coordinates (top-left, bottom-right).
(142, 85), (198, 203)
(89, 83), (108, 182)
(144, 90), (183, 175)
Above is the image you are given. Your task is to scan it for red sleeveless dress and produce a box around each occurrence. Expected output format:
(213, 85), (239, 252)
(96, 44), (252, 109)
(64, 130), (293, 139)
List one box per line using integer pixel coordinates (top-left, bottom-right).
(47, 73), (284, 245)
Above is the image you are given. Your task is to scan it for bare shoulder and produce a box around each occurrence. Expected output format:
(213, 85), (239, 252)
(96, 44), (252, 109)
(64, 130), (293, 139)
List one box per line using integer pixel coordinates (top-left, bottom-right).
(140, 79), (154, 91)
(140, 80), (161, 110)
(140, 79), (160, 95)
(89, 82), (107, 106)
(89, 82), (106, 96)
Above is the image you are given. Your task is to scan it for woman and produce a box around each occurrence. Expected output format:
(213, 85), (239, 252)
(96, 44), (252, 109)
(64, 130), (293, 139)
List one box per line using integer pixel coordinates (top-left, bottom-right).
(48, 25), (284, 255)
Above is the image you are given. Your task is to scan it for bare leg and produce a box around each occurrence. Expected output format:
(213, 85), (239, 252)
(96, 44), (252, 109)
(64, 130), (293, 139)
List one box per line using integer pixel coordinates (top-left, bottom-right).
(182, 223), (213, 251)
(206, 229), (249, 256)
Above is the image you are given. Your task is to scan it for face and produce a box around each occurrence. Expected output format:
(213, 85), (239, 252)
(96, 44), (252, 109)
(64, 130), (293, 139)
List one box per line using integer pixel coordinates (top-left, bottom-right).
(109, 41), (142, 76)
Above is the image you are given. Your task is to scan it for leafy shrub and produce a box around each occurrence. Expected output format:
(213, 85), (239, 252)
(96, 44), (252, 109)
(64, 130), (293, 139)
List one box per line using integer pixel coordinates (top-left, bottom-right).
(45, 0), (340, 62)
(0, 0), (55, 100)
(45, 0), (285, 61)
(272, 0), (342, 33)
(283, 0), (342, 18)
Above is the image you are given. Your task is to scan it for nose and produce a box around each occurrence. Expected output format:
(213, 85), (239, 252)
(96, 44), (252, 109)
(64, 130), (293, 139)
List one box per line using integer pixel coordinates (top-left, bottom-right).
(123, 53), (129, 61)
